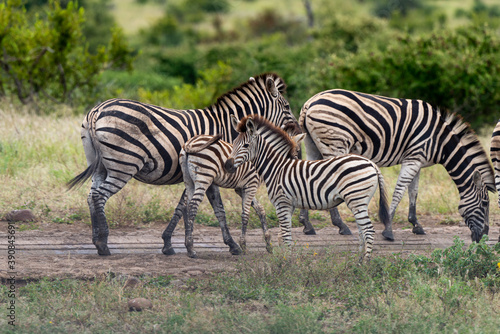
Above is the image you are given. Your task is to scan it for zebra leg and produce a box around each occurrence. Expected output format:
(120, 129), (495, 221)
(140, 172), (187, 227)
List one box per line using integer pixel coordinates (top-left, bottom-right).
(206, 184), (242, 255)
(298, 209), (316, 235)
(276, 205), (295, 246)
(161, 189), (188, 255)
(251, 198), (272, 253)
(350, 208), (375, 262)
(235, 188), (272, 253)
(389, 162), (422, 239)
(329, 208), (352, 235)
(298, 136), (319, 235)
(88, 170), (133, 256)
(408, 170), (426, 235)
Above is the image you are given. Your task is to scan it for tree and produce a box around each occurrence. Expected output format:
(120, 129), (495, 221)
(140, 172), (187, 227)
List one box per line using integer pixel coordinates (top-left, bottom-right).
(0, 0), (134, 107)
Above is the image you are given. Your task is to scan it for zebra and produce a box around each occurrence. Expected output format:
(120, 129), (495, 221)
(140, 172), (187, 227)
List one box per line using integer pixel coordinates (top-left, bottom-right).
(490, 120), (500, 242)
(175, 134), (271, 257)
(67, 73), (300, 256)
(224, 115), (390, 260)
(299, 89), (495, 242)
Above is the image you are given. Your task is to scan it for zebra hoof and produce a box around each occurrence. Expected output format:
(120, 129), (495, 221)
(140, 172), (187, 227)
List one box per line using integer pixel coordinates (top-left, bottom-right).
(303, 227), (317, 235)
(339, 226), (352, 235)
(230, 245), (243, 256)
(97, 248), (111, 256)
(162, 247), (176, 256)
(412, 226), (426, 235)
(382, 230), (395, 241)
(96, 243), (111, 256)
(187, 251), (197, 259)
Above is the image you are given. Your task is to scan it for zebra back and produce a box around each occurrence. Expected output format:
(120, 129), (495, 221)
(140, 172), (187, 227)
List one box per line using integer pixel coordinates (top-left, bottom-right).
(182, 134), (261, 190)
(72, 73), (297, 187)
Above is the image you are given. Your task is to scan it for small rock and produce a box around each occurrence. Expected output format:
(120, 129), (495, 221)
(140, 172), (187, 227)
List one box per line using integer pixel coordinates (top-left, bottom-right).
(187, 270), (203, 276)
(5, 209), (36, 222)
(123, 276), (141, 289)
(128, 298), (152, 312)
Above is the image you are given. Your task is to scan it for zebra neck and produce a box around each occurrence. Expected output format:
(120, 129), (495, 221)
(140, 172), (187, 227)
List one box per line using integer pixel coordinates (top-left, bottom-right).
(251, 137), (290, 186)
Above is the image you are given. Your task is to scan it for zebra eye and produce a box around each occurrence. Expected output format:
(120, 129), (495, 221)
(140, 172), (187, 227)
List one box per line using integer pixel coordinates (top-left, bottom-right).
(243, 143), (249, 148)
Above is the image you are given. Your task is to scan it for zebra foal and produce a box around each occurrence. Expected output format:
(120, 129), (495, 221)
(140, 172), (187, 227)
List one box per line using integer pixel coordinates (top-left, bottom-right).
(299, 89), (495, 242)
(175, 134), (271, 257)
(68, 73), (299, 256)
(224, 115), (390, 260)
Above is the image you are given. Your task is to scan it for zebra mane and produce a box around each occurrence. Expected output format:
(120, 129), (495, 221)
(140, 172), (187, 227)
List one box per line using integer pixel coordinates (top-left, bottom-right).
(238, 114), (298, 159)
(442, 111), (495, 188)
(215, 73), (286, 106)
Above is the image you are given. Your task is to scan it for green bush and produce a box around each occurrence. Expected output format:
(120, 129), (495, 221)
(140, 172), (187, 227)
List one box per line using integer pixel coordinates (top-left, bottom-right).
(412, 236), (500, 285)
(0, 0), (134, 109)
(314, 23), (500, 128)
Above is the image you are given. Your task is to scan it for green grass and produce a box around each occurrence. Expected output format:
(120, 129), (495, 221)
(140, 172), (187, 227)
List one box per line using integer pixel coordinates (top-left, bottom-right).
(0, 239), (498, 333)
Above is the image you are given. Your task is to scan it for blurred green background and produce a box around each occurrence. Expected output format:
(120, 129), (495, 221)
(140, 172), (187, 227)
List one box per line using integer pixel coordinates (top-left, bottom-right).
(2, 0), (500, 129)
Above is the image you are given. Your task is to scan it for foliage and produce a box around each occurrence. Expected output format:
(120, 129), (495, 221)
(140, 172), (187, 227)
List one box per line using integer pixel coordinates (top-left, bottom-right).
(137, 61), (233, 109)
(314, 23), (500, 128)
(0, 0), (134, 109)
(412, 236), (500, 285)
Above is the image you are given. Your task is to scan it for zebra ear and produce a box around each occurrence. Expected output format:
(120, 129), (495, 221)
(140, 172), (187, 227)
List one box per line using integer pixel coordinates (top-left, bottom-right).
(292, 133), (306, 145)
(230, 114), (240, 131)
(266, 77), (279, 98)
(246, 117), (256, 135)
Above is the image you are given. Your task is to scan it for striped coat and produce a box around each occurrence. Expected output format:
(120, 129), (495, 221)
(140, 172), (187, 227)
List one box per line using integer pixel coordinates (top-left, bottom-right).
(177, 134), (270, 257)
(225, 115), (390, 260)
(68, 73), (299, 255)
(299, 89), (495, 242)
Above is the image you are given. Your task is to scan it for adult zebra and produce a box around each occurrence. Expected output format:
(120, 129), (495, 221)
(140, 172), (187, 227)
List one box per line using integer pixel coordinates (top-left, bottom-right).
(68, 73), (299, 256)
(224, 115), (390, 260)
(299, 89), (495, 242)
(490, 120), (500, 242)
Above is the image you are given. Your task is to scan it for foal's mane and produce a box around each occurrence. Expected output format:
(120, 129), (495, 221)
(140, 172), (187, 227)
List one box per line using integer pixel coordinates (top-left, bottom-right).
(237, 115), (298, 159)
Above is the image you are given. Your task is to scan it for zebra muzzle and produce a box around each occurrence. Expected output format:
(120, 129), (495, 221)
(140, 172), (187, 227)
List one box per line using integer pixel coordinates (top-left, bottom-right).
(224, 158), (237, 174)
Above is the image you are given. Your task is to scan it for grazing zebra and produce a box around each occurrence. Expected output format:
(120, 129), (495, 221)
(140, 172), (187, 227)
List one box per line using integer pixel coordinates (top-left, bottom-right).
(68, 73), (299, 256)
(299, 89), (495, 242)
(490, 120), (500, 242)
(224, 115), (390, 260)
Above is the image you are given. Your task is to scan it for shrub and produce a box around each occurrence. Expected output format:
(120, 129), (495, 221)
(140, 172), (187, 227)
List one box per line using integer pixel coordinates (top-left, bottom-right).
(412, 236), (500, 285)
(0, 0), (134, 109)
(314, 23), (500, 128)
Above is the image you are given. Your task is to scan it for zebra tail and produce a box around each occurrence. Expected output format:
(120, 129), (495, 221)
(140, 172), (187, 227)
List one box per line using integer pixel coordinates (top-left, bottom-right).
(184, 134), (223, 154)
(67, 128), (102, 190)
(376, 167), (391, 227)
(67, 157), (100, 190)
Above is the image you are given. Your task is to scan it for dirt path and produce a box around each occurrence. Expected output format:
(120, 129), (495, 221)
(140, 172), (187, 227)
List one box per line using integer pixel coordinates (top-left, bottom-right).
(1, 217), (499, 281)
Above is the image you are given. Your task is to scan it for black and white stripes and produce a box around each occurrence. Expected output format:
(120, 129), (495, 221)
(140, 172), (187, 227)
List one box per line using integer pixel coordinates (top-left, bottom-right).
(68, 73), (298, 255)
(299, 89), (495, 242)
(225, 115), (390, 260)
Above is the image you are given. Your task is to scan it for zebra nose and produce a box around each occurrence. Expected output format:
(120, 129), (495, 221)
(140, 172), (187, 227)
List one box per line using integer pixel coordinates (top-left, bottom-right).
(224, 158), (236, 173)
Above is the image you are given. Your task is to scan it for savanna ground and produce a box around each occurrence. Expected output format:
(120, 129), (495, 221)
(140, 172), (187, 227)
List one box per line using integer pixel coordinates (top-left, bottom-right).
(0, 108), (499, 333)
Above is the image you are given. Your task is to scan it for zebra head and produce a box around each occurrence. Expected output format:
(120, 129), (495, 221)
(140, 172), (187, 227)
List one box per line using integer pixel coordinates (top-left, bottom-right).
(224, 115), (305, 173)
(458, 170), (494, 242)
(251, 73), (299, 130)
(225, 115), (257, 173)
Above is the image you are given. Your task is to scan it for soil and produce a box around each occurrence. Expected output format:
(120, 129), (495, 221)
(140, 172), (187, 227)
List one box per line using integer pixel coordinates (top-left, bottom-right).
(1, 215), (499, 282)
